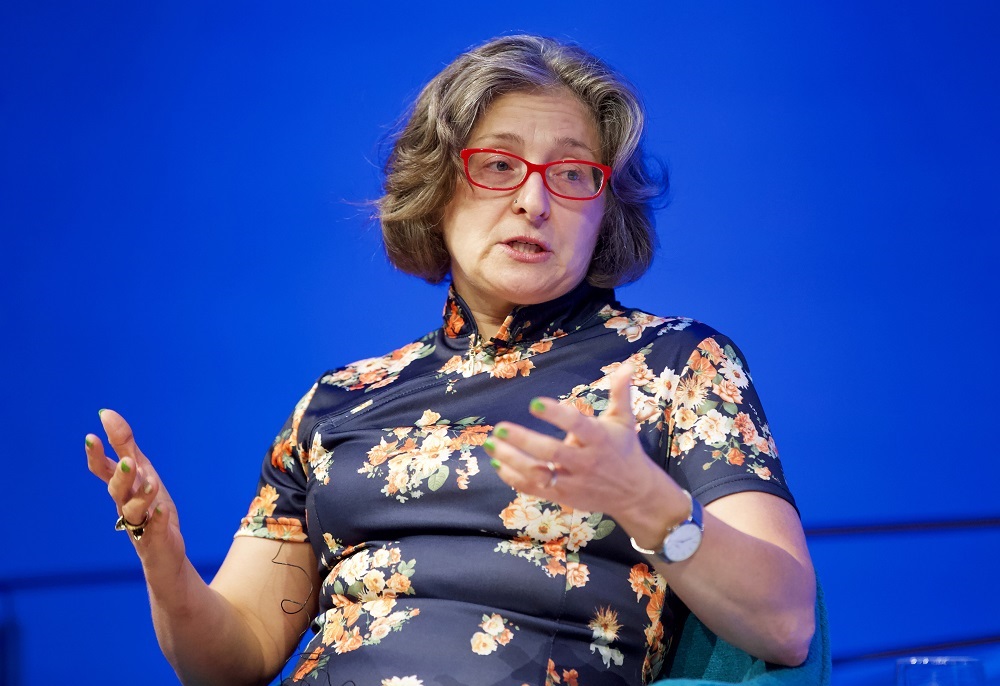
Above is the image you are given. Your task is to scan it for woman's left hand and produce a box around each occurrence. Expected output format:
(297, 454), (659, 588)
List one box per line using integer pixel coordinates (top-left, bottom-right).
(486, 363), (687, 529)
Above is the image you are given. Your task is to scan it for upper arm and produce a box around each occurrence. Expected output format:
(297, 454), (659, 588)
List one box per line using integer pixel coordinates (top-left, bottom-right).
(704, 490), (814, 573)
(210, 537), (320, 679)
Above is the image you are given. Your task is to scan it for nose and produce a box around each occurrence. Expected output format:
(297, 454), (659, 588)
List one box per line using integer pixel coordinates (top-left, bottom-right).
(512, 171), (551, 223)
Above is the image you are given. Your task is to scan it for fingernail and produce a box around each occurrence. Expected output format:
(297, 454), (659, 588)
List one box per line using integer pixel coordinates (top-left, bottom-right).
(120, 461), (130, 473)
(483, 438), (495, 453)
(143, 480), (153, 495)
(98, 409), (106, 417)
(85, 436), (93, 448)
(155, 505), (163, 515)
(494, 426), (508, 439)
(490, 457), (501, 470)
(530, 398), (545, 412)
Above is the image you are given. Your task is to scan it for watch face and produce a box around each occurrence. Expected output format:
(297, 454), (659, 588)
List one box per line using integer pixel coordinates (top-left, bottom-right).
(664, 523), (703, 562)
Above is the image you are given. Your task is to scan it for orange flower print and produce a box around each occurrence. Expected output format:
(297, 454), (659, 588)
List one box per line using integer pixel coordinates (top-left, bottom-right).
(491, 349), (535, 379)
(249, 484), (279, 518)
(496, 495), (614, 590)
(318, 544), (419, 654)
(629, 563), (670, 682)
(726, 447), (746, 466)
(733, 412), (758, 443)
(438, 354), (465, 375)
(566, 561), (591, 589)
(629, 563), (655, 600)
(713, 379), (744, 404)
(601, 308), (668, 342)
(470, 613), (519, 656)
(753, 464), (772, 480)
(543, 660), (581, 686)
(687, 350), (718, 380)
(444, 300), (465, 338)
(270, 435), (293, 472)
(265, 517), (304, 541)
(529, 339), (552, 354)
(698, 336), (726, 364)
(291, 646), (327, 682)
(359, 412), (492, 501)
(321, 340), (434, 392)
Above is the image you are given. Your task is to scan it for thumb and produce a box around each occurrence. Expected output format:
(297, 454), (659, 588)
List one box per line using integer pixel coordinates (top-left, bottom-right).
(604, 362), (637, 425)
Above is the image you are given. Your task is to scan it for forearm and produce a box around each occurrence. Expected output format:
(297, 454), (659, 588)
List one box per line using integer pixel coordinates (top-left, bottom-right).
(618, 473), (815, 666)
(145, 557), (270, 686)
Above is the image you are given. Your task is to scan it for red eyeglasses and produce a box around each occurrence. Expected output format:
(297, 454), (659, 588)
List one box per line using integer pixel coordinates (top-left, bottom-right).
(460, 148), (612, 200)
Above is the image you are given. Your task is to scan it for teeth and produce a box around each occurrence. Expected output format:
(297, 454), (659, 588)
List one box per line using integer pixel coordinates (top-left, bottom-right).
(510, 241), (542, 253)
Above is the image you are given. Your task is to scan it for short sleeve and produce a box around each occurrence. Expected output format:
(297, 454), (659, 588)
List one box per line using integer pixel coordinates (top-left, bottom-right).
(234, 383), (319, 543)
(665, 333), (796, 512)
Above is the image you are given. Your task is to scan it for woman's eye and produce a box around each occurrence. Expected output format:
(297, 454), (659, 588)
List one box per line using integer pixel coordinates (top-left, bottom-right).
(491, 160), (511, 172)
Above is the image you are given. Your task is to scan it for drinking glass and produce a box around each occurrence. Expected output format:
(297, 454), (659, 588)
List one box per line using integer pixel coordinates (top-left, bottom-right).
(896, 656), (986, 686)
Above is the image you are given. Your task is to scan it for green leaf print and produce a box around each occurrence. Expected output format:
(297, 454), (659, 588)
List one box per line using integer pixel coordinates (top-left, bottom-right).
(722, 402), (739, 415)
(697, 400), (719, 414)
(428, 465), (449, 491)
(594, 519), (617, 540)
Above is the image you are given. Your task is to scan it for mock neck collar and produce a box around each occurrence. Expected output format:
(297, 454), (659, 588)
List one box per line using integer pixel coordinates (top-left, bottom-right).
(441, 280), (617, 349)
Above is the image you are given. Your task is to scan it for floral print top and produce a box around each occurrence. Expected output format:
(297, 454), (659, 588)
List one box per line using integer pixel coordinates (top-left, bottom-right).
(236, 282), (795, 686)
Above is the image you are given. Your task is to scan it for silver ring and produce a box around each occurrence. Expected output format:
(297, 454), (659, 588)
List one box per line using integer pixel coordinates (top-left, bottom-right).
(544, 461), (558, 488)
(115, 510), (149, 542)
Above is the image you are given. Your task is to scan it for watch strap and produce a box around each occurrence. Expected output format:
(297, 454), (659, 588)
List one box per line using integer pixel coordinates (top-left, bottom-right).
(629, 489), (699, 556)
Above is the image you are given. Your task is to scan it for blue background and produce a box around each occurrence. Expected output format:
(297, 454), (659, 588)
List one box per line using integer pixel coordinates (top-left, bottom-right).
(2, 2), (998, 685)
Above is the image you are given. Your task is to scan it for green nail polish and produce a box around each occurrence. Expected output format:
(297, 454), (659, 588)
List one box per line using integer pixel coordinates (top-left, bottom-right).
(155, 506), (162, 515)
(85, 436), (93, 448)
(98, 409), (106, 417)
(490, 457), (501, 470)
(120, 461), (130, 473)
(530, 398), (546, 412)
(494, 426), (508, 439)
(483, 438), (495, 452)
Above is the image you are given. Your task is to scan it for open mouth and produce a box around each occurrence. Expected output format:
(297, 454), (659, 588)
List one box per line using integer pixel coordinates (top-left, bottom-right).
(505, 239), (548, 254)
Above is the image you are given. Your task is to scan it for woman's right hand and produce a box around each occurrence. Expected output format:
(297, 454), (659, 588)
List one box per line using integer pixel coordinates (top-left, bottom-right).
(86, 409), (187, 578)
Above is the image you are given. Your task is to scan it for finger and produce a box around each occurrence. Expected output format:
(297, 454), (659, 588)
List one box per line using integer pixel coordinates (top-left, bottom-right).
(487, 424), (549, 471)
(486, 435), (560, 493)
(99, 409), (148, 467)
(604, 362), (638, 424)
(527, 397), (604, 445)
(107, 456), (140, 508)
(121, 471), (161, 528)
(85, 434), (118, 484)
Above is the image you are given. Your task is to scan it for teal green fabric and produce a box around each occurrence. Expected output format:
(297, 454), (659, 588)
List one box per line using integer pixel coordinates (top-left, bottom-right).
(652, 582), (831, 685)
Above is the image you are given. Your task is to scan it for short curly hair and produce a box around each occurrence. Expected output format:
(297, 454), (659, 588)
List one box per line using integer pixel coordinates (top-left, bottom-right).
(378, 35), (667, 288)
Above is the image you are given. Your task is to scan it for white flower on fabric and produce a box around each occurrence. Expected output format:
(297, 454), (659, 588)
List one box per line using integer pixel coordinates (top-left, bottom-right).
(694, 410), (733, 445)
(525, 508), (570, 543)
(382, 676), (424, 686)
(590, 642), (625, 668)
(720, 358), (750, 389)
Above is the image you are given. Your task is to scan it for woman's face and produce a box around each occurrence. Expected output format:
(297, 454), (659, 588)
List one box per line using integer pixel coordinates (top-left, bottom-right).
(442, 90), (605, 317)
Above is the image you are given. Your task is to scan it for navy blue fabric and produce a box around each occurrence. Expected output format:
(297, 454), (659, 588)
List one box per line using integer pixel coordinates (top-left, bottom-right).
(236, 282), (795, 685)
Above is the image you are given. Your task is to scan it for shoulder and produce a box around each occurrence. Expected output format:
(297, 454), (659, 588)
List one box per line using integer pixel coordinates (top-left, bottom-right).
(597, 302), (742, 365)
(293, 329), (441, 447)
(317, 329), (439, 393)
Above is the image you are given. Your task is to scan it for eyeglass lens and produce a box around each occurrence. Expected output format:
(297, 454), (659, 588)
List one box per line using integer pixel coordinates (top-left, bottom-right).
(465, 151), (604, 199)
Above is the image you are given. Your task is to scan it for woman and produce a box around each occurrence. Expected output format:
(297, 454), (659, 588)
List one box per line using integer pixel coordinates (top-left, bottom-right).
(86, 35), (815, 686)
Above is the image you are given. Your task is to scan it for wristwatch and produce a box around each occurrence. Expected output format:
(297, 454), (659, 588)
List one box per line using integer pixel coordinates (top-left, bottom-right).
(629, 489), (704, 563)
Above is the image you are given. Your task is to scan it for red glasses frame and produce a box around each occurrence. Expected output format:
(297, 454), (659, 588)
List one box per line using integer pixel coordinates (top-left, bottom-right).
(460, 148), (612, 201)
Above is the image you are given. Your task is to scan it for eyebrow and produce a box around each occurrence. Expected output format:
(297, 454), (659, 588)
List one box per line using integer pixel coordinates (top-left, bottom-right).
(471, 132), (597, 157)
